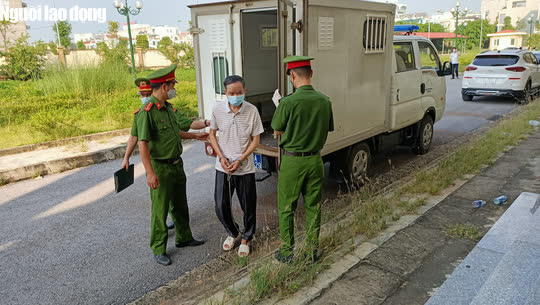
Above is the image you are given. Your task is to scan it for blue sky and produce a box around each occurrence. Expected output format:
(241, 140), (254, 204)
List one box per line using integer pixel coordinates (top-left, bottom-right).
(24, 0), (482, 42)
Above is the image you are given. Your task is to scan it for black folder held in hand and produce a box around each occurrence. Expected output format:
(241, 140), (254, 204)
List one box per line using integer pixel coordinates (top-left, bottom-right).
(114, 164), (134, 193)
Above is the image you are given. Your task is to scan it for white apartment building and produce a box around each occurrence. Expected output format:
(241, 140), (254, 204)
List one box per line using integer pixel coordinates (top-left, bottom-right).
(74, 23), (193, 50)
(482, 0), (540, 31)
(118, 23), (192, 48)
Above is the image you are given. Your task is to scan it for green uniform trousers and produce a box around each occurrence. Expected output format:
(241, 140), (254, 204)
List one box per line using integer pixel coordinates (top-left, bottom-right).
(277, 154), (324, 256)
(150, 159), (193, 255)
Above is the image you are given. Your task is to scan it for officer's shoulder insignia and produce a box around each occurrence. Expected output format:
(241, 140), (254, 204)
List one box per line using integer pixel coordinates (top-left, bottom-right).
(133, 108), (141, 114)
(143, 102), (154, 112)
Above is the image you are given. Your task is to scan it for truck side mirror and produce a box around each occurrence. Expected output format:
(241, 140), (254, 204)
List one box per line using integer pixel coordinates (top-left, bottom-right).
(440, 61), (452, 76)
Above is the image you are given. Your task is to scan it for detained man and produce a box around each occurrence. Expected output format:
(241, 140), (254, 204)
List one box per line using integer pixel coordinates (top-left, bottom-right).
(209, 75), (264, 257)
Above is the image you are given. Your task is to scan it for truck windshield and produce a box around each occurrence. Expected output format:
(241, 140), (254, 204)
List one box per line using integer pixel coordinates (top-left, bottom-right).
(472, 55), (519, 66)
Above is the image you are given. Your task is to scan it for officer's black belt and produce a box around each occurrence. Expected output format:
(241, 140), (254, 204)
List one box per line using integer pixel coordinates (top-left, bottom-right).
(153, 158), (182, 165)
(284, 151), (319, 157)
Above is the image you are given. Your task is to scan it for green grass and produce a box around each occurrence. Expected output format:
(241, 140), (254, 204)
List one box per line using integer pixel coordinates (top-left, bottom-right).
(0, 65), (198, 149)
(445, 224), (485, 241)
(218, 100), (540, 304)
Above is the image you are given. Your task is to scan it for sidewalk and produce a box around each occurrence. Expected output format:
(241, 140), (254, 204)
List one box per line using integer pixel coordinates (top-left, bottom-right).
(286, 129), (540, 304)
(0, 130), (132, 184)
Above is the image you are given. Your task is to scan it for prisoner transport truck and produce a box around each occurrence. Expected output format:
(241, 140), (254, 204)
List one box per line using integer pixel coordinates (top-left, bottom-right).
(189, 0), (452, 185)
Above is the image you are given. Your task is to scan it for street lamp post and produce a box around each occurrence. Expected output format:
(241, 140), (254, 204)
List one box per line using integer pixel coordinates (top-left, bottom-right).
(113, 0), (143, 81)
(451, 2), (468, 49)
(528, 16), (534, 49)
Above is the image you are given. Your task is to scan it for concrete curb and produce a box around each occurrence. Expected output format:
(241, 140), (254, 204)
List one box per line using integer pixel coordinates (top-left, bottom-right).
(0, 128), (131, 157)
(0, 145), (129, 184)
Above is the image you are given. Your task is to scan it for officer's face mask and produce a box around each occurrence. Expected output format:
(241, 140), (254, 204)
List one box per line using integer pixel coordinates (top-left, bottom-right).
(141, 96), (151, 104)
(228, 95), (244, 107)
(163, 83), (176, 100)
(167, 89), (177, 100)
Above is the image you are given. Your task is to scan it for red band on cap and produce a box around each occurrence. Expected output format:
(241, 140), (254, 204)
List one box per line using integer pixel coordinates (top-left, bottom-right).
(287, 60), (311, 70)
(149, 71), (176, 84)
(139, 84), (152, 92)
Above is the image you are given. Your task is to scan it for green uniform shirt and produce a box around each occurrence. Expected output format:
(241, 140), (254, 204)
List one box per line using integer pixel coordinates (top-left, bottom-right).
(271, 85), (334, 152)
(134, 96), (193, 159)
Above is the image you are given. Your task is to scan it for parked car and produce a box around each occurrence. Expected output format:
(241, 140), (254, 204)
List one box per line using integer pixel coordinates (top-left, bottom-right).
(190, 0), (452, 186)
(462, 50), (540, 104)
(533, 51), (540, 63)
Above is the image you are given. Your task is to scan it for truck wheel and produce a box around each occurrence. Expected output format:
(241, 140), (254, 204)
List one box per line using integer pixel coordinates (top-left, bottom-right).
(344, 143), (371, 189)
(414, 115), (434, 155)
(520, 82), (532, 105)
(462, 94), (473, 101)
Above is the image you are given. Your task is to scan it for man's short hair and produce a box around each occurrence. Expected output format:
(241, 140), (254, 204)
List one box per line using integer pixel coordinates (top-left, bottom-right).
(223, 75), (246, 89)
(151, 81), (174, 90)
(288, 66), (312, 78)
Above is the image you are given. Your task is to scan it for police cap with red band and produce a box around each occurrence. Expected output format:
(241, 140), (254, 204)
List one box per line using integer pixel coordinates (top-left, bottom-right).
(284, 56), (314, 71)
(135, 78), (152, 92)
(147, 64), (179, 84)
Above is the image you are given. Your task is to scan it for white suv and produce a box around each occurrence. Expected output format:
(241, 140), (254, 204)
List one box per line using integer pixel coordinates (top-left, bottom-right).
(461, 50), (540, 104)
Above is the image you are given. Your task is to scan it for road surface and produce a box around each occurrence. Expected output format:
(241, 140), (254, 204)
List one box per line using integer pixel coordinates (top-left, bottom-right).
(0, 77), (517, 304)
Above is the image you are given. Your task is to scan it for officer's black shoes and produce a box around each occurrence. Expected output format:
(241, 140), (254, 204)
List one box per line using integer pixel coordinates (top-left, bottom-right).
(175, 238), (205, 248)
(167, 221), (175, 230)
(274, 252), (293, 265)
(155, 254), (171, 266)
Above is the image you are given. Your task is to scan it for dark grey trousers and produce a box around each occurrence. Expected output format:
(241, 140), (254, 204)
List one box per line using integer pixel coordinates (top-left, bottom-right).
(214, 170), (257, 241)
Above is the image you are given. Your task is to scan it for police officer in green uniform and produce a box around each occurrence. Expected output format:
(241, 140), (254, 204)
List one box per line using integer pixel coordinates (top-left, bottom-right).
(126, 77), (209, 231)
(135, 64), (205, 266)
(271, 56), (334, 263)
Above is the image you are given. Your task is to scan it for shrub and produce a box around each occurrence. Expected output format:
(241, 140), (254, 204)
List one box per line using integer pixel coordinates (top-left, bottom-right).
(97, 39), (129, 67)
(1, 35), (47, 80)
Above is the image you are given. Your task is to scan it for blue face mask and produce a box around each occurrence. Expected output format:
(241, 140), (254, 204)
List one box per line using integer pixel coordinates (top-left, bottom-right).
(141, 97), (151, 105)
(228, 95), (245, 107)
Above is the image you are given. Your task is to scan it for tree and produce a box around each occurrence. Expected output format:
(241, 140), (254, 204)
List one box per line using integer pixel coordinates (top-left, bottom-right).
(52, 21), (72, 48)
(136, 34), (149, 50)
(108, 21), (120, 38)
(158, 41), (195, 68)
(97, 37), (129, 66)
(526, 34), (540, 49)
(0, 18), (11, 52)
(158, 36), (173, 48)
(77, 40), (85, 49)
(503, 16), (515, 30)
(177, 42), (195, 68)
(459, 20), (497, 50)
(0, 35), (47, 80)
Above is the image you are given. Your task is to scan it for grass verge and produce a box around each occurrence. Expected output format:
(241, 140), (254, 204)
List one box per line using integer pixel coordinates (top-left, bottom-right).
(0, 66), (198, 149)
(445, 224), (485, 241)
(216, 100), (540, 304)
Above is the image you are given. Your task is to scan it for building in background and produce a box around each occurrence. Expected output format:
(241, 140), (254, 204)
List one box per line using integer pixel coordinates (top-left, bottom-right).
(74, 22), (193, 50)
(482, 0), (540, 31)
(487, 29), (527, 49)
(0, 0), (28, 45)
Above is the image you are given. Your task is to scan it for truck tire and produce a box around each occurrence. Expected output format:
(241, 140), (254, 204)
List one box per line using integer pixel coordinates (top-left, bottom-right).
(462, 94), (473, 101)
(414, 115), (434, 155)
(519, 82), (532, 105)
(344, 143), (371, 189)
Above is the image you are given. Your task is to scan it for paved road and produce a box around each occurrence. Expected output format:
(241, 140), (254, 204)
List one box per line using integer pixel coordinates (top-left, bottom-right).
(0, 77), (517, 305)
